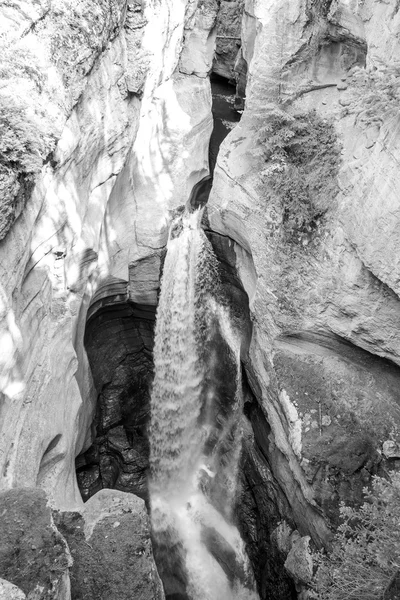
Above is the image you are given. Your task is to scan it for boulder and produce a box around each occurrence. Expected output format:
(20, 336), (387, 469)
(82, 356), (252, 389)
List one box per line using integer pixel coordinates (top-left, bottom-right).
(0, 578), (26, 600)
(0, 489), (72, 600)
(284, 535), (313, 586)
(54, 489), (164, 600)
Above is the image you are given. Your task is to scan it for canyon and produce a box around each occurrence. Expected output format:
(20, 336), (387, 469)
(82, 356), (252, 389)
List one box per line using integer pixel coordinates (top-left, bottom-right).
(1, 0), (400, 599)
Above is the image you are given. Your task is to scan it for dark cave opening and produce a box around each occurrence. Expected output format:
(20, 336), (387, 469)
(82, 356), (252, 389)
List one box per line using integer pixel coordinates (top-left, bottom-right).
(209, 73), (241, 174)
(76, 288), (156, 503)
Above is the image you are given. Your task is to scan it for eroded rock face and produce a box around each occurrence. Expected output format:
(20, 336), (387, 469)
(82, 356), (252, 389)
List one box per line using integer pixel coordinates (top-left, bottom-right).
(0, 488), (72, 600)
(3, 0), (400, 598)
(77, 283), (155, 501)
(54, 489), (164, 600)
(207, 0), (400, 577)
(213, 0), (244, 81)
(0, 0), (215, 511)
(179, 0), (219, 77)
(237, 407), (297, 600)
(0, 579), (26, 600)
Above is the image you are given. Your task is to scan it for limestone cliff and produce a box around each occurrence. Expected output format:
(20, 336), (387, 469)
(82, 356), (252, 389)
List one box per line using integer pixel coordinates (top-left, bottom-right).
(0, 1), (216, 597)
(208, 0), (400, 582)
(0, 0), (215, 511)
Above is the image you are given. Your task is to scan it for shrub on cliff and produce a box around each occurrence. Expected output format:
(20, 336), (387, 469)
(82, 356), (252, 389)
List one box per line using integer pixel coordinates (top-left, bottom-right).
(0, 94), (52, 238)
(0, 97), (48, 175)
(347, 62), (400, 125)
(0, 35), (52, 173)
(257, 107), (340, 233)
(311, 473), (400, 600)
(0, 34), (59, 238)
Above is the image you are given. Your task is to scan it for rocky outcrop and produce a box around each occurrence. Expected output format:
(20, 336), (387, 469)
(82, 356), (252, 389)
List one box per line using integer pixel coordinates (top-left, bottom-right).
(0, 579), (26, 600)
(0, 0), (127, 240)
(213, 1), (244, 81)
(54, 489), (164, 600)
(0, 0), (215, 511)
(77, 284), (155, 501)
(208, 0), (400, 569)
(180, 0), (219, 77)
(0, 488), (72, 599)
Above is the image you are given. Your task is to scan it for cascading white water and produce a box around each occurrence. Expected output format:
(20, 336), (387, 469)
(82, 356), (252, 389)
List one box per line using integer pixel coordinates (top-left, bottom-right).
(149, 209), (259, 600)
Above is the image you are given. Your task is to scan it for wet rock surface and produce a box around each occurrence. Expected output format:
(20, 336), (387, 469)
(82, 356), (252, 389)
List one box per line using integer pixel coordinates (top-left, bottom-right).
(77, 298), (155, 501)
(151, 525), (189, 600)
(237, 405), (298, 600)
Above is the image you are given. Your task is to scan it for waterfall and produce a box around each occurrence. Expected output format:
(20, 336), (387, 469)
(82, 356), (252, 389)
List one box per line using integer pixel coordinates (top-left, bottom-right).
(149, 209), (259, 600)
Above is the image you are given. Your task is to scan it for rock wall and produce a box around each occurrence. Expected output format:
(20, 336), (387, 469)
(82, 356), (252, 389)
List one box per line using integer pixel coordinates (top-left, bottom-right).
(0, 488), (73, 599)
(54, 489), (164, 600)
(213, 0), (244, 81)
(208, 0), (400, 565)
(0, 0), (216, 512)
(3, 0), (400, 598)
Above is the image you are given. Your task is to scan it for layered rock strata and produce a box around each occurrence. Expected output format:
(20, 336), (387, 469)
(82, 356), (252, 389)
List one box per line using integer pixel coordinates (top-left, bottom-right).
(77, 281), (155, 502)
(208, 0), (400, 575)
(2, 0), (400, 598)
(0, 0), (216, 511)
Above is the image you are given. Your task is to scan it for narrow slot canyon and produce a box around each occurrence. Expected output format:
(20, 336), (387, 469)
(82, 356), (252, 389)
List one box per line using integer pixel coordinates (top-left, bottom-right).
(73, 76), (298, 596)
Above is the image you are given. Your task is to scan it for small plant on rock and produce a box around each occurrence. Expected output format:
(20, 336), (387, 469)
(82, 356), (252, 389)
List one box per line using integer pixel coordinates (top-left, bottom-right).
(348, 61), (400, 125)
(311, 473), (400, 600)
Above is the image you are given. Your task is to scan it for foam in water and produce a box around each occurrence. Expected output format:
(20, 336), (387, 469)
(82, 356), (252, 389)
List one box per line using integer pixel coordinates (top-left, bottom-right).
(149, 209), (259, 600)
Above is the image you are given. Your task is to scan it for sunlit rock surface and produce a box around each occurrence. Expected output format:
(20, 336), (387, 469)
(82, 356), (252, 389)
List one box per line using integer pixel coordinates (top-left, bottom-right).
(2, 0), (400, 598)
(0, 0), (214, 510)
(179, 0), (219, 77)
(0, 578), (26, 600)
(208, 0), (400, 558)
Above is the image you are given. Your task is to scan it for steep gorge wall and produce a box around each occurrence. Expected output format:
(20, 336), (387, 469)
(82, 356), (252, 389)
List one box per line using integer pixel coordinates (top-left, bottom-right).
(2, 0), (400, 598)
(0, 0), (217, 512)
(208, 0), (400, 577)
